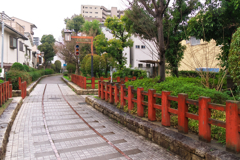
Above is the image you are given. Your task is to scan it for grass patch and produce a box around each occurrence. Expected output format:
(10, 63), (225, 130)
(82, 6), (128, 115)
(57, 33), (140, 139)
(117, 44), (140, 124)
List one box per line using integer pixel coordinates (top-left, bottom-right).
(63, 76), (71, 81)
(0, 99), (13, 116)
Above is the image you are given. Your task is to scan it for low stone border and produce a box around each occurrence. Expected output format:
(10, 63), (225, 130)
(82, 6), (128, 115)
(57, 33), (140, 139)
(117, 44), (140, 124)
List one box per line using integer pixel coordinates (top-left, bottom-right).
(85, 96), (239, 160)
(61, 77), (98, 95)
(0, 97), (23, 159)
(12, 74), (61, 97)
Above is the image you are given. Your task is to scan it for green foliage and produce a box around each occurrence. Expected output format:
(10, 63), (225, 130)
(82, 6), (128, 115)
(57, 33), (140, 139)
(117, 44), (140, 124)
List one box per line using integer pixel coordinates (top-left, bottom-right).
(44, 68), (54, 75)
(38, 35), (55, 63)
(82, 20), (102, 36)
(187, 0), (240, 68)
(51, 64), (56, 71)
(54, 60), (61, 73)
(66, 63), (76, 73)
(80, 54), (91, 76)
(23, 65), (30, 72)
(6, 70), (31, 90)
(63, 71), (68, 76)
(65, 14), (85, 33)
(84, 54), (106, 77)
(0, 68), (2, 73)
(228, 27), (240, 85)
(0, 79), (3, 83)
(10, 62), (24, 71)
(28, 70), (45, 81)
(94, 17), (133, 68)
(113, 67), (147, 78)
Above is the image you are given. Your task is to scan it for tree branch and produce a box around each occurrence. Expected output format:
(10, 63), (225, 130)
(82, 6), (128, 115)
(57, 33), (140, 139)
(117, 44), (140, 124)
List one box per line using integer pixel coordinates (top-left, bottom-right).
(139, 0), (156, 17)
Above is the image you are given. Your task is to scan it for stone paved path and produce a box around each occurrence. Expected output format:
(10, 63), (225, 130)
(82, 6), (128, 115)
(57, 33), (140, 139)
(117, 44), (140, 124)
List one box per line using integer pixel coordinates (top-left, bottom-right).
(5, 76), (181, 160)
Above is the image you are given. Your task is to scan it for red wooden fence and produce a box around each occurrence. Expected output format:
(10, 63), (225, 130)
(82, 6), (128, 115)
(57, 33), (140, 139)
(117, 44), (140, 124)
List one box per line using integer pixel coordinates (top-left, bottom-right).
(98, 81), (240, 153)
(21, 81), (27, 99)
(0, 81), (12, 106)
(71, 74), (136, 89)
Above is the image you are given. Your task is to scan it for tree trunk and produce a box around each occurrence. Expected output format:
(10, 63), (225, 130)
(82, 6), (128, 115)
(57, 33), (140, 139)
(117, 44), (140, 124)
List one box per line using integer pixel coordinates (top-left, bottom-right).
(157, 16), (166, 82)
(172, 66), (179, 77)
(75, 61), (80, 75)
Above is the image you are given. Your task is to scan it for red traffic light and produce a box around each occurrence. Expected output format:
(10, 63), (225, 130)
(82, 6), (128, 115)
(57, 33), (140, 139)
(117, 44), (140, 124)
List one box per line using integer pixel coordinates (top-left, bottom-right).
(75, 45), (80, 56)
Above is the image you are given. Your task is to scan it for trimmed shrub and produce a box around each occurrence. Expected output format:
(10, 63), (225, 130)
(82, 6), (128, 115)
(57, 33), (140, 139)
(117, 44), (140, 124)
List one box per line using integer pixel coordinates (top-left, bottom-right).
(66, 63), (76, 73)
(6, 70), (31, 90)
(11, 62), (24, 71)
(23, 65), (30, 72)
(54, 60), (61, 73)
(45, 68), (54, 75)
(113, 67), (147, 78)
(28, 70), (45, 81)
(51, 64), (56, 71)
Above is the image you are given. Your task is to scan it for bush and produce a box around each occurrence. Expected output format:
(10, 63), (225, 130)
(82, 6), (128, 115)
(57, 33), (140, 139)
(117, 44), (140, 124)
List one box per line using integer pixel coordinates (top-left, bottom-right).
(6, 70), (31, 90)
(29, 67), (36, 72)
(28, 70), (45, 81)
(54, 60), (62, 73)
(51, 64), (56, 71)
(23, 65), (30, 72)
(11, 62), (24, 71)
(66, 63), (76, 73)
(63, 71), (68, 76)
(85, 54), (106, 77)
(80, 54), (91, 76)
(113, 67), (147, 78)
(44, 68), (54, 75)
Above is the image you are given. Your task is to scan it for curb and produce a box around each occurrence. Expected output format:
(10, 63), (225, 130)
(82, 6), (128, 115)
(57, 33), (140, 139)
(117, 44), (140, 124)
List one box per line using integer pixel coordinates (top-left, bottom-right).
(61, 77), (98, 95)
(0, 97), (23, 160)
(85, 96), (239, 160)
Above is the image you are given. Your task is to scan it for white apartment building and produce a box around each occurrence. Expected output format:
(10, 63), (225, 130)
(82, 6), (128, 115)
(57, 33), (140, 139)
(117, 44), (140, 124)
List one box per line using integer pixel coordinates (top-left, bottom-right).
(81, 5), (124, 22)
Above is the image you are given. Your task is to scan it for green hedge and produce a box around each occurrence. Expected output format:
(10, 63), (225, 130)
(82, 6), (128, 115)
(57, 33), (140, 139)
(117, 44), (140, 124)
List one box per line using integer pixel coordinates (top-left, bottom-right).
(6, 70), (31, 90)
(11, 62), (24, 71)
(28, 70), (45, 81)
(113, 67), (147, 78)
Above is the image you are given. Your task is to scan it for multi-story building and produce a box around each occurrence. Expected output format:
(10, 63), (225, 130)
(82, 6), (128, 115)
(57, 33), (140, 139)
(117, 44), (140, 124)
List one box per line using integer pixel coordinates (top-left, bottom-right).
(33, 37), (39, 46)
(81, 5), (124, 22)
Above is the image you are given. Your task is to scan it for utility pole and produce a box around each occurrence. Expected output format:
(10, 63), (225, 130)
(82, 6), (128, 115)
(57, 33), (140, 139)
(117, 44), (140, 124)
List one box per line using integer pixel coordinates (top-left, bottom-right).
(1, 12), (4, 69)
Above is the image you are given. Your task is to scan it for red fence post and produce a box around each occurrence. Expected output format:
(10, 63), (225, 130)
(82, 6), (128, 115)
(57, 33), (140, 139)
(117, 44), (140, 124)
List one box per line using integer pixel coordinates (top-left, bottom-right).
(114, 84), (119, 105)
(100, 76), (103, 81)
(161, 91), (171, 127)
(0, 84), (2, 106)
(92, 77), (95, 89)
(125, 77), (128, 82)
(133, 76), (136, 81)
(3, 83), (5, 103)
(198, 97), (211, 142)
(84, 77), (87, 89)
(117, 77), (120, 82)
(226, 101), (240, 153)
(101, 81), (105, 100)
(18, 77), (21, 90)
(105, 82), (109, 101)
(9, 84), (12, 98)
(120, 84), (126, 108)
(6, 82), (9, 100)
(178, 93), (188, 134)
(98, 81), (101, 97)
(128, 86), (134, 110)
(109, 83), (114, 104)
(137, 87), (144, 117)
(148, 89), (156, 121)
(21, 82), (23, 99)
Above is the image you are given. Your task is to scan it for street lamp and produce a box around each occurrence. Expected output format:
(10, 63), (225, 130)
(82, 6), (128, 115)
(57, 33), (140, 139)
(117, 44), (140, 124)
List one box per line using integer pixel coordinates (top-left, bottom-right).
(64, 30), (94, 77)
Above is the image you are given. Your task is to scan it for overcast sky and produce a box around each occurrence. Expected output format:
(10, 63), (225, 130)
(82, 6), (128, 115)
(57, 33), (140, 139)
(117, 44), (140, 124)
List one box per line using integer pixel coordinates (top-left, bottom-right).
(1, 0), (127, 41)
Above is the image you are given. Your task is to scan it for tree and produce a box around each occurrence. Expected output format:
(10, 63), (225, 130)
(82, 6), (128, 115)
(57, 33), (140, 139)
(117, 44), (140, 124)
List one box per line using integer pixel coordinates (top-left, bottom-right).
(38, 35), (55, 67)
(101, 53), (117, 77)
(123, 0), (200, 78)
(187, 0), (240, 69)
(94, 17), (133, 68)
(54, 60), (62, 73)
(64, 14), (85, 33)
(66, 63), (76, 73)
(228, 27), (240, 85)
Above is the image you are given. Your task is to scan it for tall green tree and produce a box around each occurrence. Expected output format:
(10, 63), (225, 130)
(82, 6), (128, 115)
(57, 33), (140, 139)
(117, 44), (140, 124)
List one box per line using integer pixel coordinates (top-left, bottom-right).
(64, 14), (85, 33)
(94, 17), (133, 68)
(38, 35), (55, 66)
(123, 0), (200, 77)
(187, 0), (240, 69)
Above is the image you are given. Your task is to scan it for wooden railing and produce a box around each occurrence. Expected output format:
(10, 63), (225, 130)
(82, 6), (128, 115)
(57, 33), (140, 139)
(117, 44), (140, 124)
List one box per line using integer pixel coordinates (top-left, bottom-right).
(18, 77), (27, 99)
(0, 81), (12, 106)
(98, 81), (240, 153)
(71, 74), (137, 89)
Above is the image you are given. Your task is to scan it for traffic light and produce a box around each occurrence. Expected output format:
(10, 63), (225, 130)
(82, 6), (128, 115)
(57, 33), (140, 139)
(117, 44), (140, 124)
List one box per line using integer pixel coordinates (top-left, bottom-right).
(75, 44), (79, 56)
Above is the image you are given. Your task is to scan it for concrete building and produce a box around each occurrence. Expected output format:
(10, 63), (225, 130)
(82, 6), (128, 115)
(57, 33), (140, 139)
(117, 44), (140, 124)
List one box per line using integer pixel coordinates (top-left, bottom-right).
(81, 5), (124, 22)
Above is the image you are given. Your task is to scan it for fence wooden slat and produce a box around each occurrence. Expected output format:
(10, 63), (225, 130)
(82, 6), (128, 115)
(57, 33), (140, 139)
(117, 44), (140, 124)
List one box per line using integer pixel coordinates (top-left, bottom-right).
(0, 84), (2, 106)
(198, 97), (211, 143)
(226, 101), (240, 153)
(161, 91), (171, 127)
(101, 82), (104, 100)
(120, 84), (126, 108)
(148, 89), (156, 121)
(114, 84), (119, 105)
(109, 83), (114, 104)
(128, 86), (134, 110)
(9, 84), (12, 98)
(178, 93), (188, 134)
(98, 81), (101, 97)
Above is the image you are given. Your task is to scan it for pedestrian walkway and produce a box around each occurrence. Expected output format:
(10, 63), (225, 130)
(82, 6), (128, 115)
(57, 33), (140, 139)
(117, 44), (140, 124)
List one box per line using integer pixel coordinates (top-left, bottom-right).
(5, 76), (181, 160)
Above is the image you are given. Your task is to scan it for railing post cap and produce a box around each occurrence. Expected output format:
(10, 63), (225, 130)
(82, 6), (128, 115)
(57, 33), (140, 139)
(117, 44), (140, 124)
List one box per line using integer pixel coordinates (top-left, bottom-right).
(178, 93), (188, 96)
(226, 100), (240, 108)
(137, 87), (144, 89)
(199, 96), (211, 100)
(148, 89), (156, 92)
(162, 90), (171, 93)
(128, 85), (134, 88)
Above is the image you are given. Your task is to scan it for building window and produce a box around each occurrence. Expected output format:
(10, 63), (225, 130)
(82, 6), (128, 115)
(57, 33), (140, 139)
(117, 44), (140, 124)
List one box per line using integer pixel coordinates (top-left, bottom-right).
(90, 7), (92, 9)
(90, 16), (92, 18)
(135, 45), (140, 49)
(141, 45), (145, 49)
(95, 16), (98, 18)
(85, 7), (88, 9)
(10, 36), (17, 49)
(95, 12), (98, 14)
(95, 7), (97, 9)
(138, 64), (143, 68)
(85, 11), (88, 13)
(146, 64), (151, 68)
(90, 12), (92, 13)
(19, 41), (24, 51)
